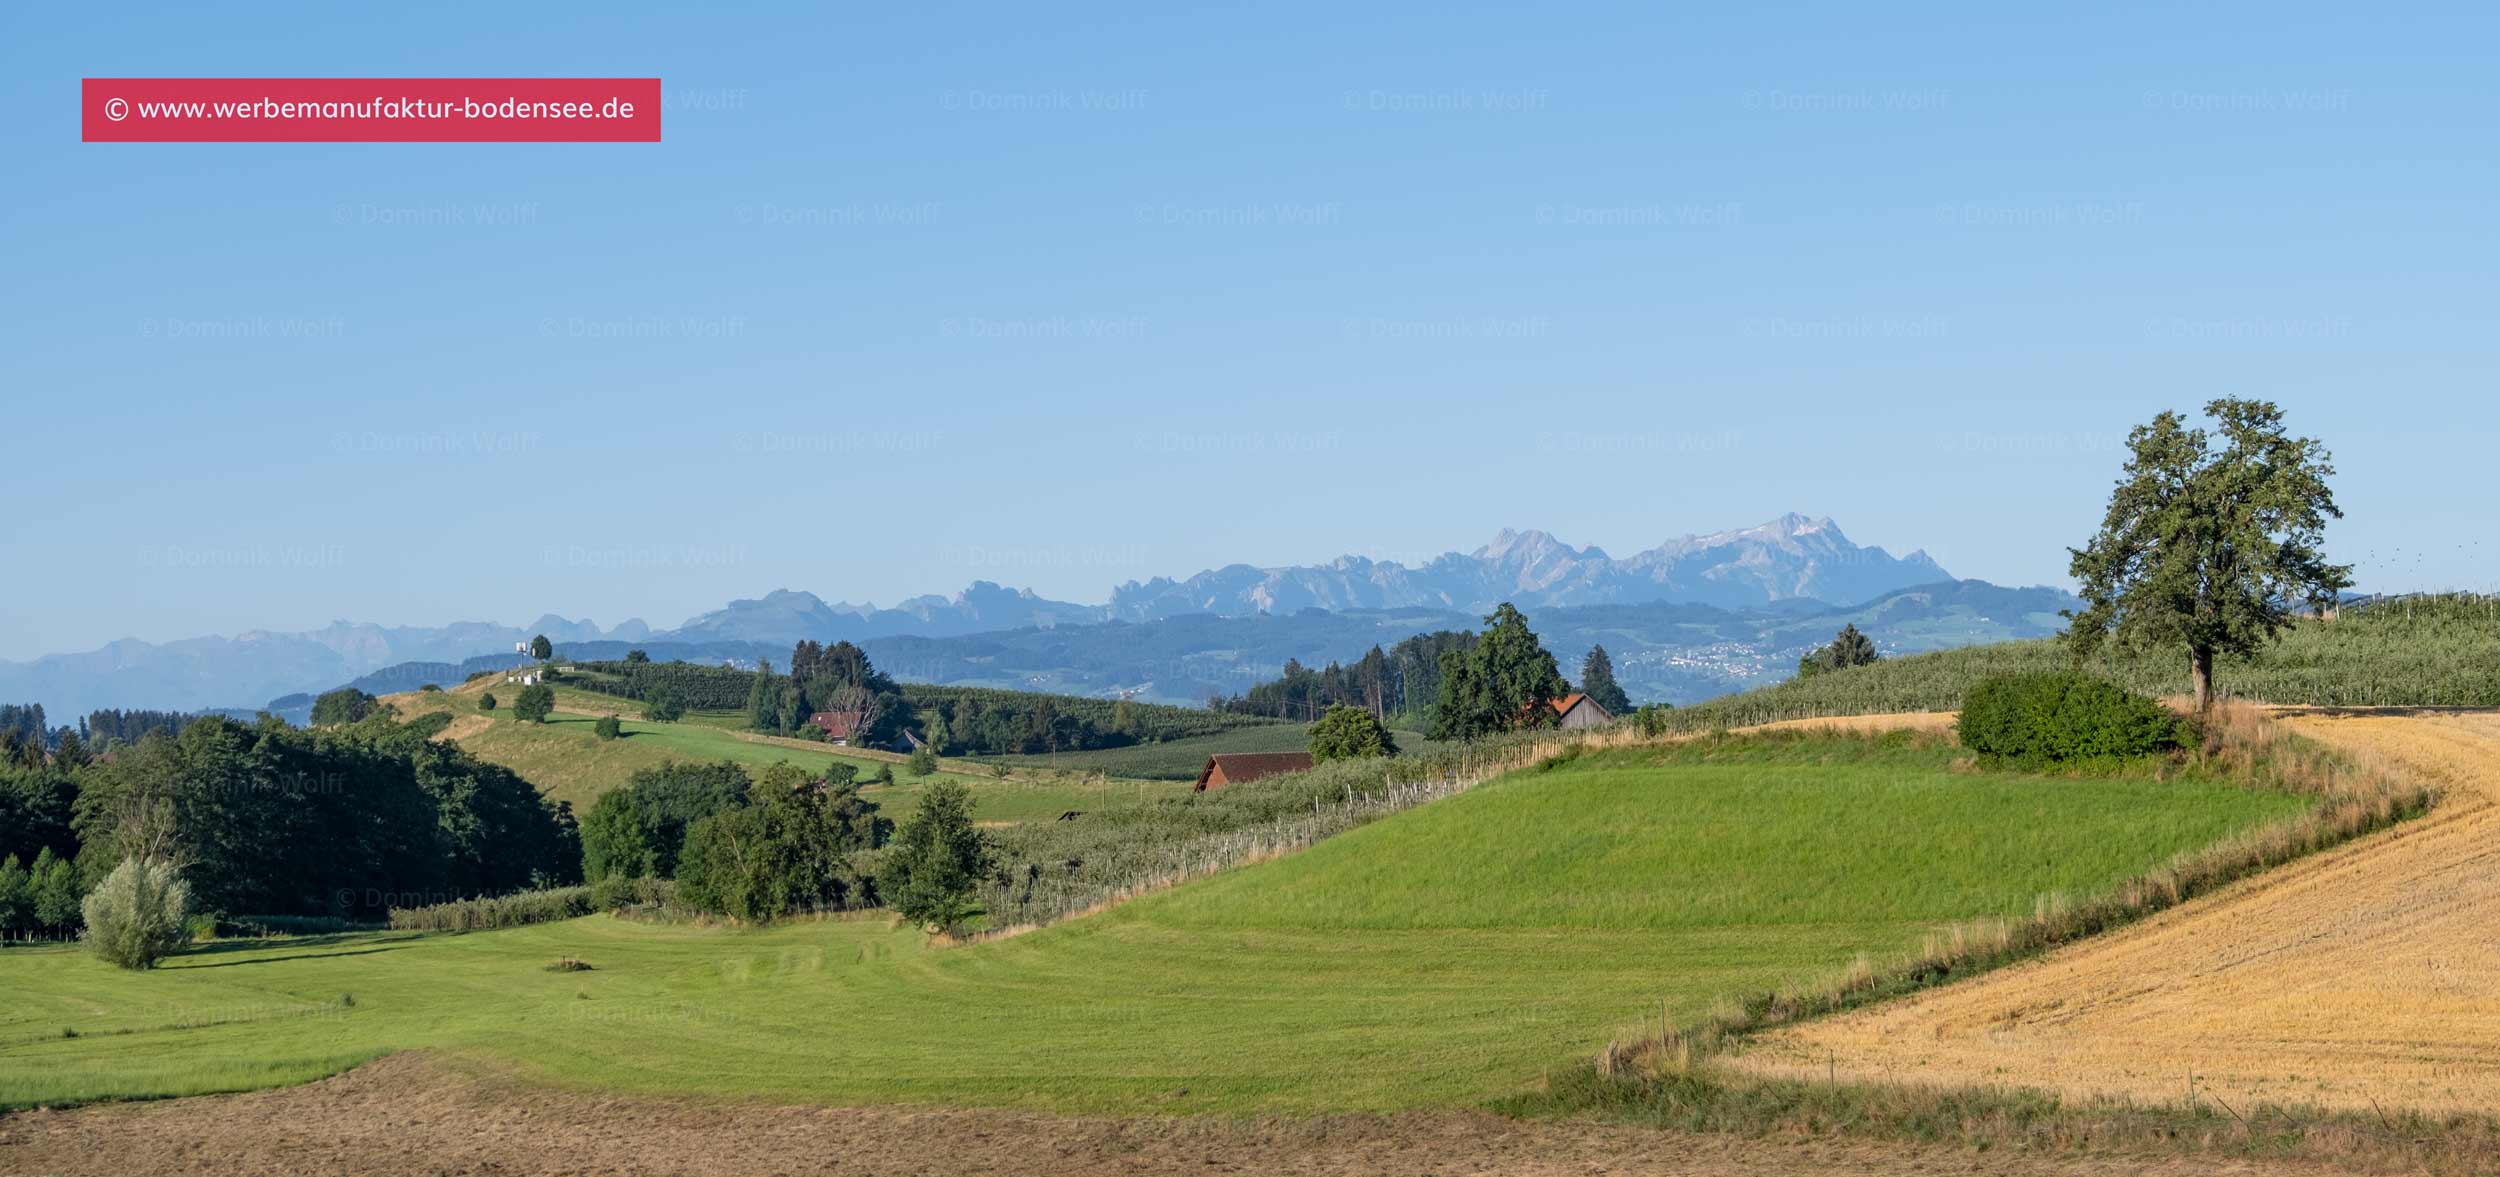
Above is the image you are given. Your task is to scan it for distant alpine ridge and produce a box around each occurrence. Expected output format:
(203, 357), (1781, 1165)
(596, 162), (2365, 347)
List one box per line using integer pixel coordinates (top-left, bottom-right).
(1105, 513), (1950, 619)
(0, 514), (1966, 716)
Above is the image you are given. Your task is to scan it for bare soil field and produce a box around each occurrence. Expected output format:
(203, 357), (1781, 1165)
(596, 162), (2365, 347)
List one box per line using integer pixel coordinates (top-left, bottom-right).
(1738, 708), (2500, 1118)
(0, 1052), (2362, 1177)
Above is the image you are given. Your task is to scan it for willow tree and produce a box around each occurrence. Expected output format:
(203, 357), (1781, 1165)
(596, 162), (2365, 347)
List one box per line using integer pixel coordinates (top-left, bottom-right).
(2066, 399), (2351, 711)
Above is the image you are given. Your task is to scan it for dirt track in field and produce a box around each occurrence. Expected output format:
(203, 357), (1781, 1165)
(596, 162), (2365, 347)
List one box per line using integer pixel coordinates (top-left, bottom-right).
(0, 1052), (2363, 1177)
(1738, 708), (2500, 1118)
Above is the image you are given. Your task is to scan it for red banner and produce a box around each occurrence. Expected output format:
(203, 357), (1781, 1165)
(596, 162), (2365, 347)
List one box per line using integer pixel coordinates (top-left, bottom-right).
(82, 78), (662, 142)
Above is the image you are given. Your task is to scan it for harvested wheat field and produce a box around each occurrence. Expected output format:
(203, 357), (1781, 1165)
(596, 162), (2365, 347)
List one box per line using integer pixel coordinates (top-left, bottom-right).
(0, 1052), (2361, 1177)
(1738, 707), (2500, 1117)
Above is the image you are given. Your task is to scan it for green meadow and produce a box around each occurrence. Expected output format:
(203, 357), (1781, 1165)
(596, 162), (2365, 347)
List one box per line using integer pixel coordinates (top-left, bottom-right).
(0, 735), (2306, 1114)
(386, 684), (1168, 822)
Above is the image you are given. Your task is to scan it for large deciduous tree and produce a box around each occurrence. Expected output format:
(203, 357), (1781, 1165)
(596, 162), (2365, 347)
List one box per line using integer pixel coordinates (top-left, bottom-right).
(2066, 399), (2352, 711)
(673, 762), (886, 922)
(1430, 603), (1567, 742)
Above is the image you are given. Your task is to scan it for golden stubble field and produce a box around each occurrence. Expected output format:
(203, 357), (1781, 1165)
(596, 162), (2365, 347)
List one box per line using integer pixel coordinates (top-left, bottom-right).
(1738, 707), (2500, 1117)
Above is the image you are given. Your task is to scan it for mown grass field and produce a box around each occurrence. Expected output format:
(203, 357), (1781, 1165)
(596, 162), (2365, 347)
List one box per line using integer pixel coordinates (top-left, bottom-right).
(1660, 593), (2500, 733)
(382, 684), (1184, 822)
(0, 734), (2306, 1114)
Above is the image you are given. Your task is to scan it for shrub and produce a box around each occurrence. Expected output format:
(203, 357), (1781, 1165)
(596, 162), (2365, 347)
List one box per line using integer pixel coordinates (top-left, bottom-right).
(1959, 672), (2183, 765)
(643, 686), (684, 723)
(403, 711), (454, 739)
(479, 692), (498, 712)
(82, 858), (192, 969)
(594, 715), (622, 741)
(387, 885), (596, 932)
(906, 745), (938, 777)
(588, 873), (675, 911)
(512, 684), (556, 724)
(1309, 704), (1398, 761)
(213, 913), (375, 938)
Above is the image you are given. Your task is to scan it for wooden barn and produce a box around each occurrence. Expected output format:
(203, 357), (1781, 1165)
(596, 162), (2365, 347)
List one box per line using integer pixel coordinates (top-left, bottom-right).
(1548, 692), (1613, 729)
(1195, 751), (1314, 792)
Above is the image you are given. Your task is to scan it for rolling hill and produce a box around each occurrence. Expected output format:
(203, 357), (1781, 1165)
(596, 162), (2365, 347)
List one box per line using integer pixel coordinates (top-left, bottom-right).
(381, 679), (1191, 822)
(2, 730), (2306, 1112)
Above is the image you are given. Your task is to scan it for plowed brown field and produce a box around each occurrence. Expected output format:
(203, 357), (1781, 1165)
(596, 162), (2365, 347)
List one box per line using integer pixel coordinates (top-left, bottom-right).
(0, 1052), (2360, 1177)
(1738, 708), (2500, 1117)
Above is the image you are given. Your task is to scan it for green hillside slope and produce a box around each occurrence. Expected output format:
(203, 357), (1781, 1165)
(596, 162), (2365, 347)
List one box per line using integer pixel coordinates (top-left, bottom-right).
(382, 683), (1186, 822)
(1663, 593), (2500, 732)
(2, 733), (2303, 1113)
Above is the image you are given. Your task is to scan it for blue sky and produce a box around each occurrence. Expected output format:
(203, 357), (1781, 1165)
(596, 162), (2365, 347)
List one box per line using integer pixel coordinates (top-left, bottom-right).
(5, 1), (2495, 660)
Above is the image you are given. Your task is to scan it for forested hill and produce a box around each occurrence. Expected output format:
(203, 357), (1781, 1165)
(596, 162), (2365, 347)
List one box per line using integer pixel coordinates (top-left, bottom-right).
(206, 579), (2072, 719)
(853, 579), (2074, 706)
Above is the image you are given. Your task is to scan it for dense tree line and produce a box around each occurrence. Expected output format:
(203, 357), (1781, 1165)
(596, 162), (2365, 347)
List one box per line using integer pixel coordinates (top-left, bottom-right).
(0, 749), (82, 867)
(81, 709), (203, 748)
(1211, 631), (1476, 726)
(569, 659), (755, 711)
(1209, 610), (1595, 741)
(0, 848), (85, 941)
(0, 713), (583, 937)
(907, 684), (1266, 755)
(0, 704), (48, 749)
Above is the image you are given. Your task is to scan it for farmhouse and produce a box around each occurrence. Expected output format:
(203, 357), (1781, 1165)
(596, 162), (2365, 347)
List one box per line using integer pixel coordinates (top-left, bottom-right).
(808, 709), (865, 745)
(1549, 692), (1613, 729)
(1195, 751), (1314, 792)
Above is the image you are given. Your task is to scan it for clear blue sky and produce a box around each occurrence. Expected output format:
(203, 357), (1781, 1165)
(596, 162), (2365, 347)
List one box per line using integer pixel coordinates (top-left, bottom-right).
(5, 1), (2494, 660)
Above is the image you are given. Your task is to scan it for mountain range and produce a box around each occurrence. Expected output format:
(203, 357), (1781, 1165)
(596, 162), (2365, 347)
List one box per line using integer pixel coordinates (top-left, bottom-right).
(0, 515), (1996, 718)
(1104, 513), (1951, 618)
